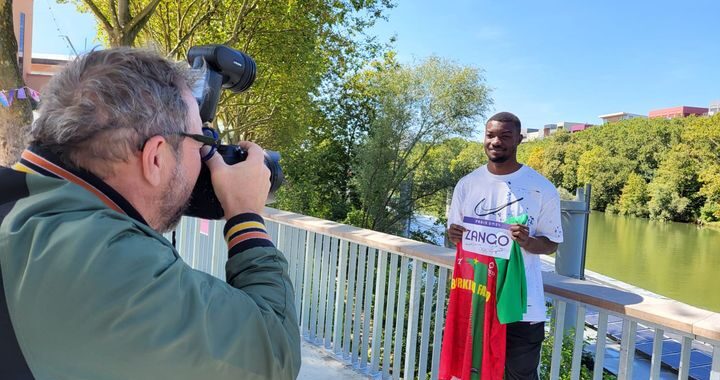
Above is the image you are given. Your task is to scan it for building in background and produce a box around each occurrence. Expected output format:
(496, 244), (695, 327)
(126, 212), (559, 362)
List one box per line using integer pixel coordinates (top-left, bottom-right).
(552, 121), (591, 134)
(542, 123), (557, 138)
(524, 122), (591, 141)
(598, 112), (646, 124)
(569, 124), (593, 133)
(709, 101), (720, 116)
(556, 121), (587, 131)
(12, 0), (71, 91)
(521, 128), (539, 141)
(648, 106), (708, 119)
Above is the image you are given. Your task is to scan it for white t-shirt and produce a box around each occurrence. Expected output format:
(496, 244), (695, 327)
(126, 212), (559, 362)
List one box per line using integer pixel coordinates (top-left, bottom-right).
(447, 165), (563, 322)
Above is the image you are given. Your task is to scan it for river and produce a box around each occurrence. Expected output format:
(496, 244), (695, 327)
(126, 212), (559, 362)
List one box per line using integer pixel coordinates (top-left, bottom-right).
(584, 212), (720, 312)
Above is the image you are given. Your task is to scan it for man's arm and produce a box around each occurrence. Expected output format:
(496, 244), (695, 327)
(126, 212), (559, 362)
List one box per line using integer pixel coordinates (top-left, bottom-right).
(223, 212), (298, 329)
(446, 182), (466, 246)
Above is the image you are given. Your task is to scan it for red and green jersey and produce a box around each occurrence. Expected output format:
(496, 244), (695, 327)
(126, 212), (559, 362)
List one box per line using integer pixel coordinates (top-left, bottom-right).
(439, 214), (528, 380)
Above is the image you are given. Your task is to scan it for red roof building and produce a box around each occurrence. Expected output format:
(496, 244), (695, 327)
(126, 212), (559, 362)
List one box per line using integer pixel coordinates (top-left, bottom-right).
(648, 106), (708, 119)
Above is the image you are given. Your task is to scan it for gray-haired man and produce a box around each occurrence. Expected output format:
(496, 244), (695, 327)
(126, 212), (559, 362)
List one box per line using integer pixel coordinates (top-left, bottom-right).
(0, 48), (300, 379)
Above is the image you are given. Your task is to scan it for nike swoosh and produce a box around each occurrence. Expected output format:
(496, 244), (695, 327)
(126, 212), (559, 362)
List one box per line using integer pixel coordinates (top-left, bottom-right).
(473, 197), (524, 217)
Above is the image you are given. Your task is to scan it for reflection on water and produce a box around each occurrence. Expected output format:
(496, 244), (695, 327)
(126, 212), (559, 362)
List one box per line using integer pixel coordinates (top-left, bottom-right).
(584, 212), (720, 312)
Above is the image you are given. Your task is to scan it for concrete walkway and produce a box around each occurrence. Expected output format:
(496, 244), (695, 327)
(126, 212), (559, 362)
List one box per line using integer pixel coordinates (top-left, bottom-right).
(298, 341), (369, 380)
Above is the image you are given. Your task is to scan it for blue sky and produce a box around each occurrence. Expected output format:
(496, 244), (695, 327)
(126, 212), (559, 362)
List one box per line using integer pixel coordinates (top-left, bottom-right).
(32, 0), (720, 130)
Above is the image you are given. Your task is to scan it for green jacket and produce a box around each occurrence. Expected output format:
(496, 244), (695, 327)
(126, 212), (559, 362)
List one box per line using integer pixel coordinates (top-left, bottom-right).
(0, 147), (301, 380)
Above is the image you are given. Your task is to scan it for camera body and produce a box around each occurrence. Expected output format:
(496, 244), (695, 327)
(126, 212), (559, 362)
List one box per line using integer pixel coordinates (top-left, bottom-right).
(182, 45), (283, 220)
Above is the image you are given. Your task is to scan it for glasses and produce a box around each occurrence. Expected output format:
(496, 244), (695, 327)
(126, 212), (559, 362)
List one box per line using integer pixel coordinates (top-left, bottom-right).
(181, 127), (220, 161)
(139, 126), (220, 161)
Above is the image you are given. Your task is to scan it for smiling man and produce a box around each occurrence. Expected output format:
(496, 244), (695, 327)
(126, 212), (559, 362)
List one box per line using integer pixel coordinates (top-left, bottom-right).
(0, 48), (300, 380)
(441, 112), (563, 380)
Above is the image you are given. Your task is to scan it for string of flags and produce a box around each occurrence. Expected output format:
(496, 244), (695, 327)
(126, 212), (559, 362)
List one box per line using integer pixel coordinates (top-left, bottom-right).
(0, 86), (41, 108)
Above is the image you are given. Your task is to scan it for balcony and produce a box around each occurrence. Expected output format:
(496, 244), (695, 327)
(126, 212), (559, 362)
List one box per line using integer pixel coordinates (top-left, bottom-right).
(169, 208), (720, 380)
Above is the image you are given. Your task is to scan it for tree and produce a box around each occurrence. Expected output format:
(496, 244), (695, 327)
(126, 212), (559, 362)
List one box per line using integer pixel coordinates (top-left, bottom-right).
(646, 145), (702, 222)
(615, 172), (649, 218)
(681, 115), (720, 222)
(59, 0), (163, 47)
(511, 115), (718, 223)
(0, 0), (32, 166)
(65, 0), (396, 224)
(576, 146), (633, 211)
(350, 56), (492, 233)
(413, 138), (485, 221)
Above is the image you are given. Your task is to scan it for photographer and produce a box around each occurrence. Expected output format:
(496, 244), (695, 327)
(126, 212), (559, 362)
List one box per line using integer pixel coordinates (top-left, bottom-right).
(0, 48), (300, 379)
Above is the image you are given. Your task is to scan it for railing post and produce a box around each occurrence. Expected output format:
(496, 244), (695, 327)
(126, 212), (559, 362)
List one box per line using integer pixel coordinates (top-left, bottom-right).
(678, 336), (692, 380)
(404, 259), (423, 380)
(430, 267), (448, 380)
(592, 312), (608, 380)
(382, 254), (399, 378)
(370, 250), (388, 374)
(711, 343), (720, 380)
(649, 328), (664, 379)
(570, 304), (586, 380)
(332, 239), (348, 355)
(550, 300), (567, 380)
(324, 238), (339, 349)
(618, 320), (637, 380)
(393, 256), (410, 379)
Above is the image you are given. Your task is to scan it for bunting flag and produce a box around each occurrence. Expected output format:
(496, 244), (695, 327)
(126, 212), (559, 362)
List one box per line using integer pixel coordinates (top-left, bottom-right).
(0, 86), (40, 108)
(28, 88), (40, 102)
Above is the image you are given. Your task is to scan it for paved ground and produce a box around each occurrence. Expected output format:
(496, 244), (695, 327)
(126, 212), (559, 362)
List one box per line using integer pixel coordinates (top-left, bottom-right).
(298, 341), (369, 380)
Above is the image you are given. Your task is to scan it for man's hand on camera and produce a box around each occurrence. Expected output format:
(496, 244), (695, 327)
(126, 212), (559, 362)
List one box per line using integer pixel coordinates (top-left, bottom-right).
(205, 141), (271, 219)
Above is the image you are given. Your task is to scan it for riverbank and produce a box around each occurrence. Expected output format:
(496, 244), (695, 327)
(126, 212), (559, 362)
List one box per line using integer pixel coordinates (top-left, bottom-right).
(701, 221), (720, 231)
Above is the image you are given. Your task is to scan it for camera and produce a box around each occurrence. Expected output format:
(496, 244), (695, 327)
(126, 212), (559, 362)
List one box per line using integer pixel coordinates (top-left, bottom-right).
(182, 45), (284, 220)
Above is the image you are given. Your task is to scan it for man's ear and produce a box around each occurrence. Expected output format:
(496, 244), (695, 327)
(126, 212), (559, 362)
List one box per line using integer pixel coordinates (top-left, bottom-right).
(140, 135), (169, 187)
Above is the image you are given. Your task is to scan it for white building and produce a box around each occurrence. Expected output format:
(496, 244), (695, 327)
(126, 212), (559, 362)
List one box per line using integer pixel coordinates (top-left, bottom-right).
(521, 128), (539, 141)
(709, 101), (720, 116)
(598, 112), (646, 124)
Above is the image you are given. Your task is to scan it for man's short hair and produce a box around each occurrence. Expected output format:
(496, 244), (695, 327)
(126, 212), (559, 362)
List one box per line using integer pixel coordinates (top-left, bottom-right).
(31, 48), (201, 178)
(487, 112), (521, 133)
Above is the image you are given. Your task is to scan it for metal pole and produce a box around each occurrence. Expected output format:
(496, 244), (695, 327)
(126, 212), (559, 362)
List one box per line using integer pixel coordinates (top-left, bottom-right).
(579, 184), (591, 279)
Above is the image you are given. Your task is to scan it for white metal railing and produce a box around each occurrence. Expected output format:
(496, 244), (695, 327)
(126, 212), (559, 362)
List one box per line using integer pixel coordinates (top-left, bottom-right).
(169, 209), (720, 380)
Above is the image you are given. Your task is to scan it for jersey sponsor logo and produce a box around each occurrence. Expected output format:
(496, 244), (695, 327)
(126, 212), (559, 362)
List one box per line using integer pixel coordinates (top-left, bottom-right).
(462, 216), (513, 259)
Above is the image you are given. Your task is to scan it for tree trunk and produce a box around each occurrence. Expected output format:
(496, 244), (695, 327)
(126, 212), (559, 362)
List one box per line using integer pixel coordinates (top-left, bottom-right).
(83, 0), (161, 47)
(0, 0), (32, 166)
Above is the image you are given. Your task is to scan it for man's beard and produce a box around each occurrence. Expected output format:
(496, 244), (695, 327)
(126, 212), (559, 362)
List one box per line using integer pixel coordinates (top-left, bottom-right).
(157, 164), (193, 233)
(488, 154), (509, 163)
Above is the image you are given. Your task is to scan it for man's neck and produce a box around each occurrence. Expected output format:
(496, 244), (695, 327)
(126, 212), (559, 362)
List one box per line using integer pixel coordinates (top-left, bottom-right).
(486, 160), (522, 175)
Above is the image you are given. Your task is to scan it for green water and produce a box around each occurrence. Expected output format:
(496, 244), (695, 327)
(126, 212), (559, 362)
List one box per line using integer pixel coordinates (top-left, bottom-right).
(584, 212), (720, 312)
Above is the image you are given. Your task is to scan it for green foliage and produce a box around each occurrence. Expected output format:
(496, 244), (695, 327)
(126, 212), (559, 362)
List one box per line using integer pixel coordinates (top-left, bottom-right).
(413, 138), (486, 219)
(576, 146), (633, 210)
(68, 0), (394, 150)
(518, 115), (720, 224)
(647, 145), (702, 222)
(350, 56), (492, 233)
(615, 173), (649, 218)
